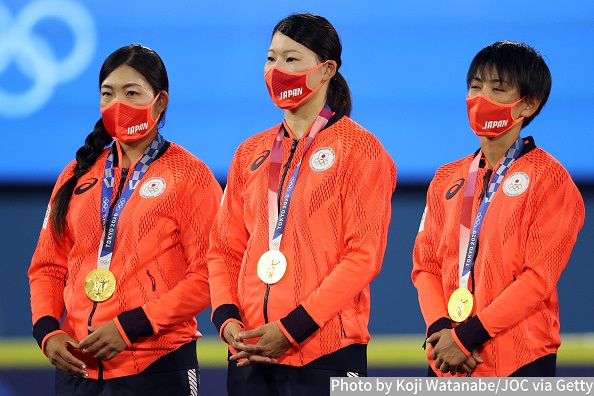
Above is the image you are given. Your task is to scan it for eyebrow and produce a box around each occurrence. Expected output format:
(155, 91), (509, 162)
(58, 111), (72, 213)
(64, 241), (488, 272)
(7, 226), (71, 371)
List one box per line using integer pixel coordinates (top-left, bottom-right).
(267, 49), (302, 55)
(471, 77), (509, 85)
(100, 82), (143, 90)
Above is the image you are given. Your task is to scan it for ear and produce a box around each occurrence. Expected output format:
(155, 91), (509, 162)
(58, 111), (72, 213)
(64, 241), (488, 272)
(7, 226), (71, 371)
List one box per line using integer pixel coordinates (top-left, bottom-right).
(518, 96), (541, 119)
(322, 60), (337, 82)
(155, 91), (169, 114)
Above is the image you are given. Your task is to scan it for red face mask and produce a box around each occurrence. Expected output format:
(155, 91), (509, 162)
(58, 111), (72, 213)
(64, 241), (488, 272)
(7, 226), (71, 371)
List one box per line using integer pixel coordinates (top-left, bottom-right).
(101, 94), (161, 143)
(264, 61), (328, 109)
(466, 94), (524, 138)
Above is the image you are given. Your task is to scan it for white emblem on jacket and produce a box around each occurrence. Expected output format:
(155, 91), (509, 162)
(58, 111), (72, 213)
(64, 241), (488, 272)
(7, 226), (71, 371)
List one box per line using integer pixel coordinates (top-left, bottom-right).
(140, 177), (166, 198)
(309, 147), (335, 172)
(503, 172), (530, 196)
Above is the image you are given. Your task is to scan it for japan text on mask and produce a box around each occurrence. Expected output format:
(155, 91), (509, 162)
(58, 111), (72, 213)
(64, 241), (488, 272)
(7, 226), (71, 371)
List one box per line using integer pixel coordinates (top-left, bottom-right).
(466, 94), (524, 138)
(101, 94), (161, 142)
(264, 61), (329, 109)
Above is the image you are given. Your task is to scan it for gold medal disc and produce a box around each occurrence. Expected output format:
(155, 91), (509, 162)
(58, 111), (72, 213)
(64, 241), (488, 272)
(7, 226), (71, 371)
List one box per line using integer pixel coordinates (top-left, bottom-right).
(257, 250), (287, 284)
(84, 268), (116, 302)
(448, 287), (474, 322)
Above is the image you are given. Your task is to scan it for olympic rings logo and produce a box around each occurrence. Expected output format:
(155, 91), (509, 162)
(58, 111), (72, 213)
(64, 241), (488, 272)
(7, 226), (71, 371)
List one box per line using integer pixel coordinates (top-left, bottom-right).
(0, 0), (96, 117)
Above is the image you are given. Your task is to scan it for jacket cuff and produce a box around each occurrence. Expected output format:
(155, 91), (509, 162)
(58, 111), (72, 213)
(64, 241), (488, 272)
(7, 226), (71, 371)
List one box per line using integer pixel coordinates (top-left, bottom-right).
(426, 317), (453, 348)
(279, 304), (319, 345)
(453, 315), (491, 353)
(212, 304), (242, 334)
(276, 319), (298, 347)
(33, 315), (61, 349)
(113, 317), (132, 347)
(41, 330), (67, 355)
(117, 307), (153, 344)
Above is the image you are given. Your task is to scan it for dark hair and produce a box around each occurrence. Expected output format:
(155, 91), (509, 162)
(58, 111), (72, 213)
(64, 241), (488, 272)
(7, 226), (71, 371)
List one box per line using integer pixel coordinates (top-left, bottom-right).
(466, 40), (552, 128)
(51, 44), (169, 236)
(273, 13), (352, 116)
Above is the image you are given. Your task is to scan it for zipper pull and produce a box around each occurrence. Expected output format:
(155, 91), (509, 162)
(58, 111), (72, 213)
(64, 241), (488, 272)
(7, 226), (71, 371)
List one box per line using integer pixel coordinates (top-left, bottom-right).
(147, 268), (156, 291)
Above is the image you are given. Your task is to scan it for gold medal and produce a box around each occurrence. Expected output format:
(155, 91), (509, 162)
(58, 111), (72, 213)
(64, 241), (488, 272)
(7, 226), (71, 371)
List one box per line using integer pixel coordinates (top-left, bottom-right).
(257, 250), (287, 284)
(84, 268), (116, 302)
(448, 287), (474, 322)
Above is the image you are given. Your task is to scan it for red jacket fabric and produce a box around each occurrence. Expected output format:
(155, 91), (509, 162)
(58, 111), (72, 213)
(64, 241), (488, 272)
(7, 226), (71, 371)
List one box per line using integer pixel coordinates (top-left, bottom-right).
(29, 141), (222, 379)
(208, 114), (396, 367)
(412, 137), (585, 376)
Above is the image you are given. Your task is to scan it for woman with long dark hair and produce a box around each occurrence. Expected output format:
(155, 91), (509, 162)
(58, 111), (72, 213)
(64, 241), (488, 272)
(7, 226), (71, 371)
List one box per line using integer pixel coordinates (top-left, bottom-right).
(29, 44), (221, 395)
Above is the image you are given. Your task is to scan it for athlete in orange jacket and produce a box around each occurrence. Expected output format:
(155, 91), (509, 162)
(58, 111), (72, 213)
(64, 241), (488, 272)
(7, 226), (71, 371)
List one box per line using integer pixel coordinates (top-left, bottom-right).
(207, 14), (396, 395)
(412, 41), (585, 377)
(29, 45), (222, 394)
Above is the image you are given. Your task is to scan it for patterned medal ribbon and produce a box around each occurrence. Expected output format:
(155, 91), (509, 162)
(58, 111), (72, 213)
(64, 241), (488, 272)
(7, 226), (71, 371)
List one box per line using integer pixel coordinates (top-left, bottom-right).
(450, 136), (524, 321)
(85, 133), (165, 301)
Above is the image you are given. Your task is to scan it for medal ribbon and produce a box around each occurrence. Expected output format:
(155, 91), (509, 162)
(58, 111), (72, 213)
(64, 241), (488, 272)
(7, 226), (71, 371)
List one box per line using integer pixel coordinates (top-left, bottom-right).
(267, 105), (332, 250)
(458, 136), (524, 288)
(97, 132), (165, 269)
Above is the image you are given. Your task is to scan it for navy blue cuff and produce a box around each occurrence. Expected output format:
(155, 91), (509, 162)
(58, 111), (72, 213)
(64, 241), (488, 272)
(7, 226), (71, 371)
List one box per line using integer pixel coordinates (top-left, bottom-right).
(454, 315), (491, 353)
(117, 307), (153, 344)
(279, 304), (320, 344)
(33, 316), (61, 348)
(427, 317), (453, 348)
(212, 304), (242, 334)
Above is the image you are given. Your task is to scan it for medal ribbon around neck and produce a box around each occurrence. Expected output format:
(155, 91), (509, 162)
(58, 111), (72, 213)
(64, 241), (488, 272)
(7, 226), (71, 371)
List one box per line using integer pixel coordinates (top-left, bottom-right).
(458, 136), (525, 288)
(267, 105), (332, 251)
(257, 106), (331, 285)
(97, 132), (165, 271)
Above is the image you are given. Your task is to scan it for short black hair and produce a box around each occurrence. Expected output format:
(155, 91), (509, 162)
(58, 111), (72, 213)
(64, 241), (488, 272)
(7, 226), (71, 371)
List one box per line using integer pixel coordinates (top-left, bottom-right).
(466, 41), (552, 128)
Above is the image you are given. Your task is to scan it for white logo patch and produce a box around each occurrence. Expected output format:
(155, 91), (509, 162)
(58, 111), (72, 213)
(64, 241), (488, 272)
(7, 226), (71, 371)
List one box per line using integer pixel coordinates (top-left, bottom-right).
(42, 203), (51, 230)
(418, 206), (427, 232)
(503, 172), (529, 197)
(139, 177), (166, 198)
(309, 147), (335, 172)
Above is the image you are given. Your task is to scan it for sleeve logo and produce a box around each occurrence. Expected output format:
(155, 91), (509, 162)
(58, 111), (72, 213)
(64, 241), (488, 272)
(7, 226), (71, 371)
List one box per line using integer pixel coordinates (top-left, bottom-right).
(251, 150), (270, 171)
(445, 178), (465, 200)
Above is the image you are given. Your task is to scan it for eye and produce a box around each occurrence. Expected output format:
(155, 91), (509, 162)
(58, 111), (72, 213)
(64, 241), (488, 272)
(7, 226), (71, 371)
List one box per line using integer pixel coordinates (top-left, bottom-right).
(127, 90), (138, 96)
(286, 57), (297, 62)
(101, 91), (111, 97)
(267, 56), (275, 62)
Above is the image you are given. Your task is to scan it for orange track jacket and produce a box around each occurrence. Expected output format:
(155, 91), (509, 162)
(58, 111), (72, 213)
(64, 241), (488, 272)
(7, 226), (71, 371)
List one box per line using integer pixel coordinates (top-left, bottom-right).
(208, 114), (396, 367)
(29, 141), (222, 379)
(412, 137), (585, 376)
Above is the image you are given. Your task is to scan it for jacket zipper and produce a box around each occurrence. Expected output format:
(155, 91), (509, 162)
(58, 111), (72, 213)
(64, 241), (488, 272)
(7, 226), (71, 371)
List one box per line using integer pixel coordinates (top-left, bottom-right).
(263, 138), (299, 324)
(86, 167), (129, 380)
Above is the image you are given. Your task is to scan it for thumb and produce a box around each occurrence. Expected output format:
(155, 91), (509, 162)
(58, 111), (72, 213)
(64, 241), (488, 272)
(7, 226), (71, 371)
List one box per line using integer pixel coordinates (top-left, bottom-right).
(65, 339), (80, 349)
(471, 350), (483, 363)
(426, 332), (440, 344)
(87, 326), (97, 333)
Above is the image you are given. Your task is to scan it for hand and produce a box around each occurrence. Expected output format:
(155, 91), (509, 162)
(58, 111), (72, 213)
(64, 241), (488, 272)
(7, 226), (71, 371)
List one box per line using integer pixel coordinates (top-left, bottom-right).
(454, 350), (483, 375)
(427, 329), (468, 373)
(78, 320), (127, 361)
(222, 321), (243, 346)
(45, 333), (88, 377)
(229, 322), (291, 367)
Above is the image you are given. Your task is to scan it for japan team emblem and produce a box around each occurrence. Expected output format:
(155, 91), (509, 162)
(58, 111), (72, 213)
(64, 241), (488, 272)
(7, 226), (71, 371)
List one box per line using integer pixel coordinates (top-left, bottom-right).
(140, 177), (166, 198)
(309, 147), (335, 172)
(503, 172), (530, 197)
